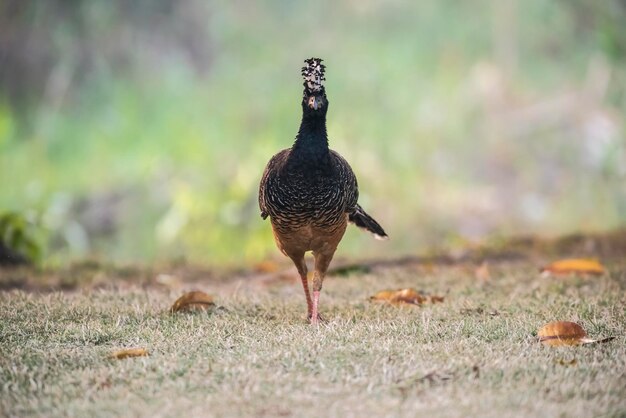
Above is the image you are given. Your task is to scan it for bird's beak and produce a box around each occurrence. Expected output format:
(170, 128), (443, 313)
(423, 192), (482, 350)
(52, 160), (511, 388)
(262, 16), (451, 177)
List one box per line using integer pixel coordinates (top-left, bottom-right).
(308, 96), (322, 110)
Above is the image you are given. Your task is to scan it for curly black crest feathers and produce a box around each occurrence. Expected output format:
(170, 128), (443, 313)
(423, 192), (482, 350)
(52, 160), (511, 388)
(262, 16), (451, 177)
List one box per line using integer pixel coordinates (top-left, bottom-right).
(302, 57), (326, 96)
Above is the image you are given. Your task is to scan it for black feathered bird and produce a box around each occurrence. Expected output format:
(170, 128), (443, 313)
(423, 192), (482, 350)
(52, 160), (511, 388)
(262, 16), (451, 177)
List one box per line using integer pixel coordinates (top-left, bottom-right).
(259, 58), (387, 324)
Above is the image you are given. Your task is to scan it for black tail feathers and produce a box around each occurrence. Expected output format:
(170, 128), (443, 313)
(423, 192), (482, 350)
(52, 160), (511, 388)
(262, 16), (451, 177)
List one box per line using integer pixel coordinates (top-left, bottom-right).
(348, 204), (388, 240)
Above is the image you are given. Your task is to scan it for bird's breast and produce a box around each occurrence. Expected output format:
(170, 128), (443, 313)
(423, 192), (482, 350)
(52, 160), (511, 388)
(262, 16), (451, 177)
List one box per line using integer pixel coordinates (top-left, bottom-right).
(265, 171), (348, 223)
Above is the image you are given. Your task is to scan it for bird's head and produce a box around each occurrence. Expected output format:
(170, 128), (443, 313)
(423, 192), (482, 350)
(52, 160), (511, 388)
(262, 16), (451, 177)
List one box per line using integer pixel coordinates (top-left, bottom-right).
(301, 57), (328, 114)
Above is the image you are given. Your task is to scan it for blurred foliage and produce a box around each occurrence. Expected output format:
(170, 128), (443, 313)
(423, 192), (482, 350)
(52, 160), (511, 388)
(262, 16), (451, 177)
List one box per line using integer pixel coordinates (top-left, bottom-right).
(560, 0), (626, 64)
(0, 212), (44, 265)
(0, 0), (625, 266)
(0, 0), (212, 114)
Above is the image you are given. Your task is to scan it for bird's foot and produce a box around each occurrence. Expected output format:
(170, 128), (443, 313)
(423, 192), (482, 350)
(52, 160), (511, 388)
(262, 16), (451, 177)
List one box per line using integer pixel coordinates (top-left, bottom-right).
(309, 290), (325, 325)
(307, 312), (327, 325)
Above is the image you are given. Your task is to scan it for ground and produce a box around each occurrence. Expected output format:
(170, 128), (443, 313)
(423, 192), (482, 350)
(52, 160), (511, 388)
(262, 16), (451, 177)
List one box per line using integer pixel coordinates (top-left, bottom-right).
(1, 231), (625, 418)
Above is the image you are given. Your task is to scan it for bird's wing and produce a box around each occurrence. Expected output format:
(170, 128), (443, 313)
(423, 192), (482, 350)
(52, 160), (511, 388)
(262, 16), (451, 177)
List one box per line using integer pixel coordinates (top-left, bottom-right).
(258, 149), (290, 219)
(329, 150), (359, 213)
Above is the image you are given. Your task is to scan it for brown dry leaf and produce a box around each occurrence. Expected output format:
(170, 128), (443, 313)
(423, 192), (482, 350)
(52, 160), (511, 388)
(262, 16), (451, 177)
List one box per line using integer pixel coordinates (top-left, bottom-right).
(369, 289), (396, 301)
(370, 288), (444, 306)
(475, 261), (491, 282)
(537, 321), (614, 346)
(170, 291), (215, 313)
(429, 295), (445, 304)
(538, 321), (587, 346)
(556, 358), (578, 366)
(254, 260), (281, 273)
(111, 348), (149, 359)
(371, 288), (424, 305)
(540, 258), (606, 277)
(393, 288), (426, 304)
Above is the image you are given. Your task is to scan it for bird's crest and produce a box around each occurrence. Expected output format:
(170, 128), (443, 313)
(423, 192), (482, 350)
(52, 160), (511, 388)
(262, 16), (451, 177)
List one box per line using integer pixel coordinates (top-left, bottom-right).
(302, 58), (326, 96)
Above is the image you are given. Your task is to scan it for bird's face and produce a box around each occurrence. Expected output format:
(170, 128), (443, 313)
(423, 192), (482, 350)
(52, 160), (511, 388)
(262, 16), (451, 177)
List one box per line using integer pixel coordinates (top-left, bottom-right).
(305, 95), (327, 112)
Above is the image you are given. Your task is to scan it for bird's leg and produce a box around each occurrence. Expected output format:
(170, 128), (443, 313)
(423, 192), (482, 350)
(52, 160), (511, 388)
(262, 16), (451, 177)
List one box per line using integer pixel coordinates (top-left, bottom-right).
(300, 269), (314, 319)
(310, 250), (334, 325)
(289, 253), (313, 320)
(311, 288), (321, 325)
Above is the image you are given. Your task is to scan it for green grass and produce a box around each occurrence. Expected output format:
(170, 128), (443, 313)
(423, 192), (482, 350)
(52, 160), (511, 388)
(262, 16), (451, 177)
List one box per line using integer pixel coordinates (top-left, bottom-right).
(1, 259), (624, 417)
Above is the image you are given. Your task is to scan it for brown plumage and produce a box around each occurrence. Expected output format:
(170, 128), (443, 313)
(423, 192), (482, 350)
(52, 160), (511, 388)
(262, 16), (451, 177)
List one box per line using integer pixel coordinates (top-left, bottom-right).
(259, 58), (387, 324)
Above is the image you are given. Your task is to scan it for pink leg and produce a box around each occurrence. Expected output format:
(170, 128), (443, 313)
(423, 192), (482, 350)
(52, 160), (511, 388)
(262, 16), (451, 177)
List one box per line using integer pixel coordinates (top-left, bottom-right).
(288, 253), (314, 321)
(309, 249), (335, 325)
(300, 274), (314, 319)
(311, 290), (321, 326)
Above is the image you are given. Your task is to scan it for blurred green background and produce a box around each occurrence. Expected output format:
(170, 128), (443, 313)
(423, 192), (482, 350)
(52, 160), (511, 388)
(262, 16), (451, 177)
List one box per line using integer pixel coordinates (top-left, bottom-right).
(1, 0), (625, 266)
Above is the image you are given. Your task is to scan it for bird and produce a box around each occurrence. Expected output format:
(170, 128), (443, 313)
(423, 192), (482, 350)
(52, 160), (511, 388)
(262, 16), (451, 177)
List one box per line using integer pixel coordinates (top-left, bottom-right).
(258, 57), (388, 325)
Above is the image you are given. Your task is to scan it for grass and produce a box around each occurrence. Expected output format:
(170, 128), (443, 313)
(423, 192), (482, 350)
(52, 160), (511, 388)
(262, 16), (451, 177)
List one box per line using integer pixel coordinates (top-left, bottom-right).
(1, 252), (625, 417)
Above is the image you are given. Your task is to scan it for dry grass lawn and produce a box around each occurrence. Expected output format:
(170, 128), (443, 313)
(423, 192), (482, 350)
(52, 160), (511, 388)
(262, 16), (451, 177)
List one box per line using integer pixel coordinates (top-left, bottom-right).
(1, 235), (625, 417)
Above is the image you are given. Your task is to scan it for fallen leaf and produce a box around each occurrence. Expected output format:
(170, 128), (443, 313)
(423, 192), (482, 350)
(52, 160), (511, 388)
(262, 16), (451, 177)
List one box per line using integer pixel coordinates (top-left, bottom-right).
(540, 259), (606, 276)
(556, 358), (577, 366)
(429, 295), (445, 304)
(111, 348), (148, 359)
(538, 321), (587, 346)
(370, 288), (424, 305)
(369, 289), (396, 301)
(170, 291), (215, 313)
(537, 321), (614, 346)
(394, 288), (426, 304)
(475, 261), (491, 282)
(254, 260), (280, 273)
(370, 288), (444, 306)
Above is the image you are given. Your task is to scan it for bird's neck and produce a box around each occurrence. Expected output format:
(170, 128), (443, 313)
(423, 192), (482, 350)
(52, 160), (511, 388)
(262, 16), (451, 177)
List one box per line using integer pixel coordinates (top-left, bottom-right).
(292, 112), (329, 158)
